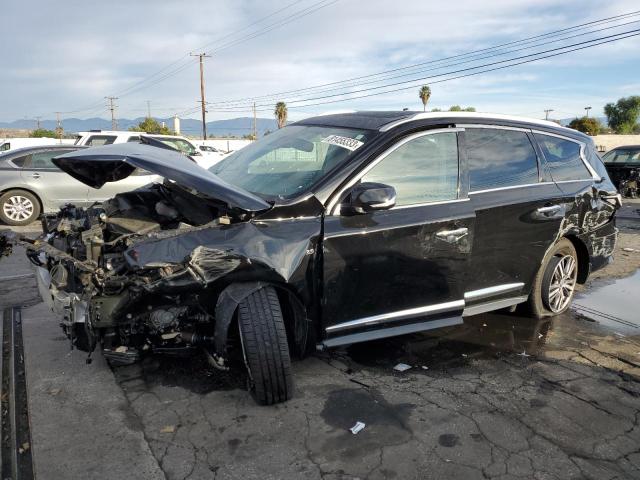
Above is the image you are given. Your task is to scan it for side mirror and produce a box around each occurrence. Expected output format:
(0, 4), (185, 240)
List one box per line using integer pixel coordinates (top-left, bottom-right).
(341, 182), (396, 215)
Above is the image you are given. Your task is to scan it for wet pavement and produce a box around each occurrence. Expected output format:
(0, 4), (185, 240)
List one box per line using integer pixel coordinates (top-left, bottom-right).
(1, 214), (640, 479)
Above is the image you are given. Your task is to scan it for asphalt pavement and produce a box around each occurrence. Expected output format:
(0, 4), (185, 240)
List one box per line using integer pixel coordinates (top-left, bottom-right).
(0, 203), (639, 479)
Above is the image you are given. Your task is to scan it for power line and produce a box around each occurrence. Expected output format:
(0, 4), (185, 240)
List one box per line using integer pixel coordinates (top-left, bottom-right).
(203, 28), (640, 111)
(210, 17), (640, 108)
(204, 10), (640, 108)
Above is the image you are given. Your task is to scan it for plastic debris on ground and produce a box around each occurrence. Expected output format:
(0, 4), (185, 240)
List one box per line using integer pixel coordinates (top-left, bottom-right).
(393, 363), (412, 372)
(350, 421), (366, 434)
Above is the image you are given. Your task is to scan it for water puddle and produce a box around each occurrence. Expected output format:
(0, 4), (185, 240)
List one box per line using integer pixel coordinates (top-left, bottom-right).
(572, 270), (640, 334)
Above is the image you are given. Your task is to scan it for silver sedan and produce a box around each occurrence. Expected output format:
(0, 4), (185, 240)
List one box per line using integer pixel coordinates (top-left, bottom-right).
(0, 145), (158, 225)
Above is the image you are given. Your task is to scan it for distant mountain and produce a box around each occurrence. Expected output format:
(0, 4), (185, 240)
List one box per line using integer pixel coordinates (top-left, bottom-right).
(0, 117), (279, 138)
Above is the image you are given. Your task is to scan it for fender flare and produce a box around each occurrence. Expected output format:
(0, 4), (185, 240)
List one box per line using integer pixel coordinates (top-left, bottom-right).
(212, 281), (312, 366)
(213, 281), (271, 356)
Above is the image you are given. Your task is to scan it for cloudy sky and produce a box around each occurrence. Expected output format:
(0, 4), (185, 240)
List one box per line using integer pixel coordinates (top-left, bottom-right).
(1, 0), (639, 124)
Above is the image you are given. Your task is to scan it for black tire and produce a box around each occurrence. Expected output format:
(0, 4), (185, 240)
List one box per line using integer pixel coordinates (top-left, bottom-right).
(527, 238), (578, 318)
(237, 287), (293, 405)
(0, 189), (41, 226)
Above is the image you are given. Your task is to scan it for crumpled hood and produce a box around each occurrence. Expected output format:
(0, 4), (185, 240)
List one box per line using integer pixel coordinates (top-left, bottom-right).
(53, 143), (271, 212)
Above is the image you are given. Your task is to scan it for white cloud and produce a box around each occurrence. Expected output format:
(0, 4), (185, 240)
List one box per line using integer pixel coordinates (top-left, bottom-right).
(0, 0), (638, 123)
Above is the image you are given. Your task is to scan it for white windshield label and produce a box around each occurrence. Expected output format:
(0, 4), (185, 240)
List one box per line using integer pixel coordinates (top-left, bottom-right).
(321, 135), (364, 152)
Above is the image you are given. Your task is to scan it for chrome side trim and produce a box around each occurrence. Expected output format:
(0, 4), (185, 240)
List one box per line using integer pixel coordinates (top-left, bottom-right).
(327, 128), (464, 215)
(379, 112), (563, 132)
(456, 123), (531, 133)
(390, 198), (470, 210)
(325, 299), (465, 333)
(463, 295), (529, 317)
(469, 182), (551, 195)
(464, 282), (524, 302)
(322, 316), (463, 348)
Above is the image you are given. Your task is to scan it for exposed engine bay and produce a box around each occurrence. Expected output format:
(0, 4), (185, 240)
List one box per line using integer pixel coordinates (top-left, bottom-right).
(27, 182), (249, 366)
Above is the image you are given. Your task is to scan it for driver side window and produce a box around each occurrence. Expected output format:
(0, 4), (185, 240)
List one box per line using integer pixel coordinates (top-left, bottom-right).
(362, 132), (459, 206)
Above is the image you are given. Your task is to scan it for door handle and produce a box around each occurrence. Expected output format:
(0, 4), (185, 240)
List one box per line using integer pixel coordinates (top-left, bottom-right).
(30, 172), (40, 179)
(536, 204), (561, 214)
(435, 227), (468, 243)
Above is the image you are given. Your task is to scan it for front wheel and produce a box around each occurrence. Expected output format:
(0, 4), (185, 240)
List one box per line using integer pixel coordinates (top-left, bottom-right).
(528, 238), (578, 318)
(237, 287), (293, 405)
(0, 190), (41, 226)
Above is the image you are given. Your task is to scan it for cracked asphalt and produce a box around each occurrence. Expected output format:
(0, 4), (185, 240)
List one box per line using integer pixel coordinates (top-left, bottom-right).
(1, 200), (640, 480)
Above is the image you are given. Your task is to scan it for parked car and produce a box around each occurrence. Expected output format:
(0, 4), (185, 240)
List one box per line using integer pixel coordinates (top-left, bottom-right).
(73, 131), (224, 169)
(19, 112), (619, 405)
(601, 145), (640, 198)
(0, 145), (158, 225)
(0, 137), (61, 152)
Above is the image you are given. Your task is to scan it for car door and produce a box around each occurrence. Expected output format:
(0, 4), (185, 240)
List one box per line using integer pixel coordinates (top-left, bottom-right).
(461, 126), (566, 315)
(321, 129), (475, 346)
(19, 149), (91, 208)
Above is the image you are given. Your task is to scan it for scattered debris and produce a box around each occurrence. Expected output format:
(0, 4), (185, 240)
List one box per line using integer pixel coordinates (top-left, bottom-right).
(622, 247), (637, 252)
(48, 388), (61, 396)
(160, 425), (176, 434)
(614, 332), (626, 338)
(461, 354), (468, 358)
(350, 421), (366, 434)
(18, 442), (30, 454)
(517, 350), (530, 358)
(421, 366), (429, 370)
(393, 363), (412, 372)
(349, 378), (371, 389)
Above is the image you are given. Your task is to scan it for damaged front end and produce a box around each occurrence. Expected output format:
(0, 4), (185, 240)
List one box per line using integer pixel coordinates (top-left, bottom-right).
(20, 143), (320, 370)
(27, 182), (255, 366)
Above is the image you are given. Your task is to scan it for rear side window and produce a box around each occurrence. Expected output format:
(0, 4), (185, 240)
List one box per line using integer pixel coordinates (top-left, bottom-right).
(466, 128), (539, 191)
(534, 134), (591, 181)
(85, 135), (116, 146)
(10, 154), (30, 167)
(127, 136), (140, 143)
(30, 150), (72, 169)
(362, 132), (459, 206)
(1, 143), (10, 151)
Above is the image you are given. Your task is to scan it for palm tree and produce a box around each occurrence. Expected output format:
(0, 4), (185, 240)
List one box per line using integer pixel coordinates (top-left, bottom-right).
(418, 86), (431, 112)
(275, 102), (288, 129)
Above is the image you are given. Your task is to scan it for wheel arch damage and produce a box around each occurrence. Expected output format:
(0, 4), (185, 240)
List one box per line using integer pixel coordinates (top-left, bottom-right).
(210, 281), (311, 369)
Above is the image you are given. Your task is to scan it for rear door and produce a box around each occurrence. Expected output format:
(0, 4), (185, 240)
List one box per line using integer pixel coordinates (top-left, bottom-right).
(461, 126), (566, 315)
(322, 129), (475, 346)
(18, 149), (90, 208)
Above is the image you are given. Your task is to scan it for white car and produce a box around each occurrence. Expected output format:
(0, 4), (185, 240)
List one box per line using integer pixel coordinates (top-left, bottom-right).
(0, 137), (62, 152)
(74, 131), (217, 167)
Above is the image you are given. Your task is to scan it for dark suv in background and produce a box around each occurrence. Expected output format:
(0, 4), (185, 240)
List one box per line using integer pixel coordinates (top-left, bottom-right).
(23, 111), (619, 405)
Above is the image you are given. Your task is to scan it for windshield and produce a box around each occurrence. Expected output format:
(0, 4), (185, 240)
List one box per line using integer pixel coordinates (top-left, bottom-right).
(209, 125), (371, 199)
(154, 137), (198, 156)
(602, 148), (640, 165)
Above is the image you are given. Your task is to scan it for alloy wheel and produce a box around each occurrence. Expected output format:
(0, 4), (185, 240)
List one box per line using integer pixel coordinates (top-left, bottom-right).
(2, 195), (34, 222)
(547, 254), (577, 313)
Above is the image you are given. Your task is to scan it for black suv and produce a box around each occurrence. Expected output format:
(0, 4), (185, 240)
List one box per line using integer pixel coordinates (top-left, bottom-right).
(24, 111), (619, 405)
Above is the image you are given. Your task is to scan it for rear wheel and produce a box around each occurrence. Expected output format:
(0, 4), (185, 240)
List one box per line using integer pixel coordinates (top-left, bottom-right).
(528, 238), (578, 318)
(237, 287), (293, 405)
(0, 190), (40, 226)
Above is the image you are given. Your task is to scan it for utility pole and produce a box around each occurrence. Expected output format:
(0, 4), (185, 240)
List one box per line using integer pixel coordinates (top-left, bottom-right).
(252, 102), (257, 140)
(35, 116), (41, 130)
(147, 100), (151, 119)
(190, 53), (211, 139)
(105, 96), (118, 130)
(54, 112), (63, 142)
(544, 109), (554, 121)
(584, 106), (592, 118)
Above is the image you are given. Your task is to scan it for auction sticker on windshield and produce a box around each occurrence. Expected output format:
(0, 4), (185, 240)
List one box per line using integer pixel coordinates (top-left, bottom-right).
(321, 135), (364, 152)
